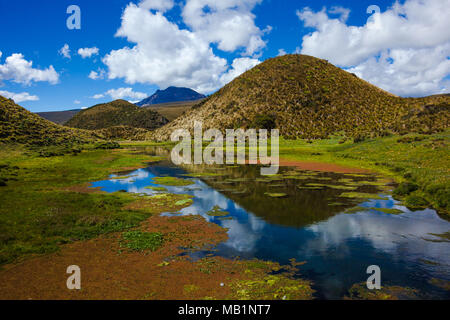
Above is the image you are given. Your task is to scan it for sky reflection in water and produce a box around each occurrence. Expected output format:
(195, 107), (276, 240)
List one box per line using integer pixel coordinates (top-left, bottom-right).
(91, 161), (450, 299)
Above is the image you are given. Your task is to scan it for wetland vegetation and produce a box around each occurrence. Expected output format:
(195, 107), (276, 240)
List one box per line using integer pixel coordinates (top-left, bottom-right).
(1, 132), (448, 299)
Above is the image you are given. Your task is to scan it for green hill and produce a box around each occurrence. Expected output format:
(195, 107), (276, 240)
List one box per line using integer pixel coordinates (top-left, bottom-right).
(144, 99), (204, 121)
(65, 99), (169, 130)
(94, 126), (153, 141)
(0, 95), (98, 146)
(153, 54), (449, 140)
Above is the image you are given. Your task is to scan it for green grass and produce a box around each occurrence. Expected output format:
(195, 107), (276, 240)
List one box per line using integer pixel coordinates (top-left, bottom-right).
(144, 186), (168, 192)
(369, 207), (405, 215)
(277, 131), (449, 215)
(206, 205), (229, 217)
(152, 176), (195, 186)
(0, 145), (169, 265)
(120, 231), (164, 252)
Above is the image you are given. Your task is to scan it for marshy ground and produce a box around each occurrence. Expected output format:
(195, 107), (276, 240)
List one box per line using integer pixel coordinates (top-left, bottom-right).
(0, 131), (449, 300)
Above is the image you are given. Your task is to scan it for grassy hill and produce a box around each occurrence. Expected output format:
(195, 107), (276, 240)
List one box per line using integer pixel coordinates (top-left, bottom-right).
(0, 95), (98, 146)
(65, 99), (169, 130)
(36, 109), (81, 124)
(94, 126), (153, 141)
(144, 99), (204, 121)
(153, 54), (449, 140)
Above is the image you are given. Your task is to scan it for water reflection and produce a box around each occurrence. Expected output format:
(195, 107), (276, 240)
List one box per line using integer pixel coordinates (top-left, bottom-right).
(91, 155), (450, 299)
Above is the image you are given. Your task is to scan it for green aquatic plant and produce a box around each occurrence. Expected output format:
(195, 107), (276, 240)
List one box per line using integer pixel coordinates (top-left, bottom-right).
(346, 283), (419, 300)
(369, 207), (404, 215)
(206, 205), (230, 217)
(264, 192), (288, 198)
(343, 206), (366, 214)
(339, 192), (388, 200)
(393, 182), (419, 196)
(328, 202), (345, 206)
(404, 194), (429, 209)
(297, 186), (323, 190)
(120, 231), (164, 252)
(175, 199), (194, 206)
(144, 186), (168, 192)
(429, 278), (450, 290)
(152, 176), (195, 186)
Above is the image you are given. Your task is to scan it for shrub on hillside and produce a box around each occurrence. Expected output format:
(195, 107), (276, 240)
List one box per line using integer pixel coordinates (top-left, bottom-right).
(393, 182), (419, 196)
(251, 114), (277, 130)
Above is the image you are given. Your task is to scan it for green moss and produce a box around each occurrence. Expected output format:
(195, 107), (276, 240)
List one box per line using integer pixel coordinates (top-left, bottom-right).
(0, 146), (167, 265)
(206, 205), (229, 217)
(144, 186), (168, 192)
(339, 192), (388, 200)
(344, 206), (366, 214)
(404, 194), (429, 209)
(393, 182), (419, 196)
(175, 199), (194, 206)
(370, 207), (404, 215)
(182, 172), (224, 177)
(152, 176), (195, 186)
(297, 186), (323, 190)
(326, 185), (358, 190)
(229, 274), (314, 300)
(346, 283), (419, 300)
(184, 284), (200, 293)
(328, 202), (345, 206)
(427, 231), (450, 241)
(120, 231), (164, 252)
(264, 192), (288, 198)
(277, 131), (450, 215)
(429, 278), (450, 291)
(305, 183), (328, 188)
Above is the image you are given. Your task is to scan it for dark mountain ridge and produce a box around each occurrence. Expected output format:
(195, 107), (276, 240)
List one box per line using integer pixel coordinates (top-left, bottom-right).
(136, 86), (206, 107)
(37, 109), (81, 125)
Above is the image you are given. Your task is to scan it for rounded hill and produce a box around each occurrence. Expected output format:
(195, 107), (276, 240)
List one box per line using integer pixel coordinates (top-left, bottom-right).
(153, 54), (449, 140)
(65, 99), (169, 130)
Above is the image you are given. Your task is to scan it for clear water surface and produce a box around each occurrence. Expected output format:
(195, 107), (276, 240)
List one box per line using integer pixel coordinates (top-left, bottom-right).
(91, 147), (450, 299)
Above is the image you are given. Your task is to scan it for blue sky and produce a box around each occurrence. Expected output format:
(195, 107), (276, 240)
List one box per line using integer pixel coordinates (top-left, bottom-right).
(0, 0), (448, 112)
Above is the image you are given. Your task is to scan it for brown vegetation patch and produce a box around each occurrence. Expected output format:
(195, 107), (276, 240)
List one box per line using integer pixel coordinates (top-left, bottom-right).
(63, 183), (103, 194)
(0, 215), (312, 300)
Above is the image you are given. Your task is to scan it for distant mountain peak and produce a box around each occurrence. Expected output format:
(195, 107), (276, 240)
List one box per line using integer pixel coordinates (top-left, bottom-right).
(136, 87), (205, 107)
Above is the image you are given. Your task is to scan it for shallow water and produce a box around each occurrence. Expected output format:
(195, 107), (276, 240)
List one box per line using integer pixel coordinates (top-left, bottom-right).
(91, 148), (450, 299)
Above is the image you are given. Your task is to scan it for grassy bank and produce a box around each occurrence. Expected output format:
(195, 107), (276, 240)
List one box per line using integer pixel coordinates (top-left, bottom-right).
(0, 144), (173, 265)
(123, 130), (450, 215)
(277, 131), (449, 215)
(0, 144), (315, 300)
(2, 130), (448, 265)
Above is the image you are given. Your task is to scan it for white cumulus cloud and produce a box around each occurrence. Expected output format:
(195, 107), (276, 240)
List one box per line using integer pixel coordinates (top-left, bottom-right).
(78, 47), (99, 58)
(0, 90), (39, 103)
(102, 1), (264, 93)
(59, 44), (71, 59)
(93, 87), (148, 101)
(0, 52), (59, 85)
(182, 0), (266, 55)
(88, 69), (106, 80)
(139, 0), (174, 12)
(218, 57), (261, 86)
(297, 0), (450, 96)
